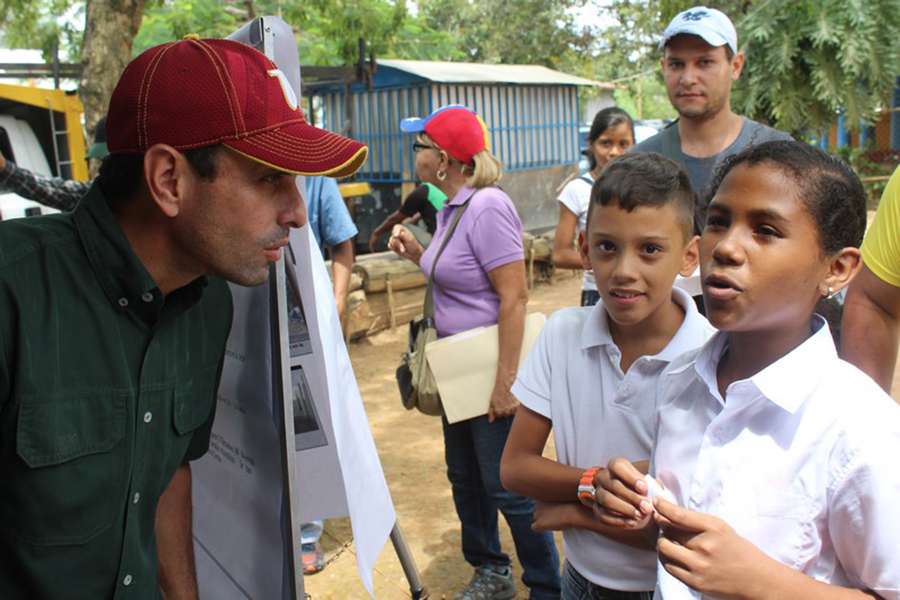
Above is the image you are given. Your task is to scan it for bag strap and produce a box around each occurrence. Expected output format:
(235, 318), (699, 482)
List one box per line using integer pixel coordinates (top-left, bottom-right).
(423, 196), (472, 322)
(660, 119), (686, 168)
(578, 175), (593, 186)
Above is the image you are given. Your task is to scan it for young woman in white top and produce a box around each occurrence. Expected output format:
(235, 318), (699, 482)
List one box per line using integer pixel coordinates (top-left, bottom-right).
(553, 107), (634, 306)
(596, 140), (900, 599)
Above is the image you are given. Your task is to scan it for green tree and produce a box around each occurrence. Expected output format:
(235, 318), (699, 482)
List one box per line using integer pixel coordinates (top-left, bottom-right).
(0, 0), (83, 62)
(419, 0), (595, 73)
(134, 0), (462, 65)
(734, 0), (900, 135)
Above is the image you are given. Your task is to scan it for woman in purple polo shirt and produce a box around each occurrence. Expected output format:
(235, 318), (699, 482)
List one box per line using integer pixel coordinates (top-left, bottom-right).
(389, 105), (561, 600)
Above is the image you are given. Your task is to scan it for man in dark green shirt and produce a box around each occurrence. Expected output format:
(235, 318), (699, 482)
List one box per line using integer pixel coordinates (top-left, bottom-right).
(0, 37), (367, 599)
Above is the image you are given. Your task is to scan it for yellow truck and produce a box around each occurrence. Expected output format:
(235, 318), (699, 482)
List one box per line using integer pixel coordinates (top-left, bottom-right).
(0, 83), (87, 219)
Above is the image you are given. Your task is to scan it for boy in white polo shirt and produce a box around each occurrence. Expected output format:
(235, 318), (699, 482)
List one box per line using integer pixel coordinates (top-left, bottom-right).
(500, 152), (715, 600)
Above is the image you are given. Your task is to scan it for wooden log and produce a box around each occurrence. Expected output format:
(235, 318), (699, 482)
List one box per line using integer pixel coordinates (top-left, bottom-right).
(364, 287), (426, 336)
(345, 290), (373, 341)
(322, 261), (364, 292)
(531, 235), (552, 262)
(353, 257), (426, 294)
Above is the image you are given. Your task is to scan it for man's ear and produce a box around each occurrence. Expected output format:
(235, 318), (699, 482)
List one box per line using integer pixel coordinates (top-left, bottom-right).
(819, 247), (862, 297)
(730, 51), (745, 81)
(579, 229), (591, 270)
(144, 144), (190, 218)
(679, 235), (700, 277)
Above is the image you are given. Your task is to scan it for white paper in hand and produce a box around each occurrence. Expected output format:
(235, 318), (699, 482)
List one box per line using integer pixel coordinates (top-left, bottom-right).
(643, 475), (699, 600)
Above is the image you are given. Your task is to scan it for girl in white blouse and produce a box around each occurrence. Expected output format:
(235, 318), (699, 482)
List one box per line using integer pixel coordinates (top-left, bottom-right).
(595, 140), (900, 599)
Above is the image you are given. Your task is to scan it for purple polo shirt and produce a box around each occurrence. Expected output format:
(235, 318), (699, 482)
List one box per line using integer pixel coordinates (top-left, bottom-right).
(420, 184), (524, 338)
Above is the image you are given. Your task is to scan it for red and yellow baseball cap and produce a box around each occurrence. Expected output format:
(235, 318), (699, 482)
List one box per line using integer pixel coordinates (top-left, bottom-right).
(400, 105), (490, 166)
(107, 37), (367, 178)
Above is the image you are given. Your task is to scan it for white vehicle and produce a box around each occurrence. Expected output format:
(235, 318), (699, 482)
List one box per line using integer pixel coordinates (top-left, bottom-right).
(0, 114), (59, 219)
(0, 83), (87, 221)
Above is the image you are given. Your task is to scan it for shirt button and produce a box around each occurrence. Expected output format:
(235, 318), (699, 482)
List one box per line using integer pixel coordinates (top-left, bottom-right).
(141, 292), (154, 303)
(714, 427), (724, 439)
(118, 297), (129, 307)
(123, 574), (133, 586)
(133, 492), (141, 504)
(143, 411), (153, 423)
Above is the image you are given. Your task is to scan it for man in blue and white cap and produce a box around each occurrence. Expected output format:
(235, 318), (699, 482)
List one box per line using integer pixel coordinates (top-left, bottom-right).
(631, 6), (791, 234)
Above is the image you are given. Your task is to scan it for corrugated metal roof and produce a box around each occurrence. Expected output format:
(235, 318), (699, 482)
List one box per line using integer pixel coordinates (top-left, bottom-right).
(376, 59), (596, 86)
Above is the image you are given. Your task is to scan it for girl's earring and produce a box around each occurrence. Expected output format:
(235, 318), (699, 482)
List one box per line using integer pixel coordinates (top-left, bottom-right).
(827, 286), (836, 300)
(437, 170), (447, 181)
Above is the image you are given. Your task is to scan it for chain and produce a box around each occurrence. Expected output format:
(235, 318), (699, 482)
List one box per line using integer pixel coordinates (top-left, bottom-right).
(319, 535), (355, 570)
(302, 536), (355, 600)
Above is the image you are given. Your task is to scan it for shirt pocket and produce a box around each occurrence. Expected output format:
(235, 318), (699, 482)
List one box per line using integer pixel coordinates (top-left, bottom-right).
(173, 371), (217, 436)
(1, 393), (127, 546)
(750, 488), (817, 570)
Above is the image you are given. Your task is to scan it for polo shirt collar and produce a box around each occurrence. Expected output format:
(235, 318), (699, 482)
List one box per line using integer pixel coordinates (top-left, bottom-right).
(72, 182), (206, 313)
(445, 184), (478, 207)
(581, 286), (707, 362)
(691, 315), (835, 414)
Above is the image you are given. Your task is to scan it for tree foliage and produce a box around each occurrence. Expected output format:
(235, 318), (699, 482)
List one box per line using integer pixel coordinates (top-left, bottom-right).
(0, 0), (84, 62)
(734, 0), (900, 135)
(134, 0), (462, 65)
(4, 0), (900, 138)
(418, 0), (594, 72)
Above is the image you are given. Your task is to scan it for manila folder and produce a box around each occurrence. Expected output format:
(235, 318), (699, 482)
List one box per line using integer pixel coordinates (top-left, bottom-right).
(425, 312), (546, 424)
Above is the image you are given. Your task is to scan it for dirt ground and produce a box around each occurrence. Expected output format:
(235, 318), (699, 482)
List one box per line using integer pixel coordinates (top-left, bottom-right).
(303, 272), (581, 600)
(303, 250), (900, 600)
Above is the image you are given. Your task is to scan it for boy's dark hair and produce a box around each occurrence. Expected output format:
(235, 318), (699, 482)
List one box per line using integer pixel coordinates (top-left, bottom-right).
(97, 144), (222, 206)
(585, 107), (635, 171)
(706, 141), (867, 254)
(587, 152), (695, 240)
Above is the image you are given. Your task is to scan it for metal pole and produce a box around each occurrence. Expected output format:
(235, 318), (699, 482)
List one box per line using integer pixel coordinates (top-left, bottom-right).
(271, 258), (303, 600)
(390, 522), (428, 599)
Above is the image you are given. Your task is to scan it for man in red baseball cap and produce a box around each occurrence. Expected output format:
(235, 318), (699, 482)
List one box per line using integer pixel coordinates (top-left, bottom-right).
(0, 36), (367, 599)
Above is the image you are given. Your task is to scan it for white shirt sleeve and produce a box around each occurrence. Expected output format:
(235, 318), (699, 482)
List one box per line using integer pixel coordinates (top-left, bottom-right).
(511, 318), (555, 419)
(828, 437), (900, 598)
(557, 178), (591, 229)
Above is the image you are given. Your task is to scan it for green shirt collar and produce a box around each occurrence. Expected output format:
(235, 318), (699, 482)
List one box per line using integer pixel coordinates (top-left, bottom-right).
(72, 183), (207, 314)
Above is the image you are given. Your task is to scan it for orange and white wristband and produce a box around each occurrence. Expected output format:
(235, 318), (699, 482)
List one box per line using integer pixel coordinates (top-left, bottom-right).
(577, 467), (603, 508)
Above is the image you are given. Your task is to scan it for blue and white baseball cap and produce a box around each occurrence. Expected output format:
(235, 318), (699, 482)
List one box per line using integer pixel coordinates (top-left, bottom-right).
(659, 6), (738, 55)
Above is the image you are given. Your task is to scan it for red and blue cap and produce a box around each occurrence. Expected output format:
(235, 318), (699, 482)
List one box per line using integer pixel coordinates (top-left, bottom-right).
(107, 36), (368, 178)
(400, 105), (490, 166)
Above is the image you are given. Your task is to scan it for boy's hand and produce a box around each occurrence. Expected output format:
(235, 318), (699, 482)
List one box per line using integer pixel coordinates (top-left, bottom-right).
(653, 497), (770, 600)
(532, 500), (579, 531)
(593, 458), (653, 528)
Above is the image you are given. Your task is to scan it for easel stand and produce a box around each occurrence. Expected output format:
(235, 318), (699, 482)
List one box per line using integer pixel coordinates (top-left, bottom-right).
(390, 522), (429, 599)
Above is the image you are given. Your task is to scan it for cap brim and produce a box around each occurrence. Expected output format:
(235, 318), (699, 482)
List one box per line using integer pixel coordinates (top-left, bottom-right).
(399, 117), (428, 133)
(85, 142), (108, 159)
(660, 26), (731, 52)
(225, 123), (368, 178)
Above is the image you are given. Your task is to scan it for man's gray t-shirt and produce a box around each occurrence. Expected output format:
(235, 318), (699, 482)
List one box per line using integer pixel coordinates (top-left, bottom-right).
(631, 117), (792, 202)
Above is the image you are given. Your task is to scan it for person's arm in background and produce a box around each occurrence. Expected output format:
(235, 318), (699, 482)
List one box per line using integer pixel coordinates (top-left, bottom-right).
(841, 264), (900, 393)
(486, 259), (527, 422)
(842, 167), (900, 394)
(315, 177), (358, 318)
(552, 204), (584, 270)
(0, 153), (88, 212)
(371, 185), (431, 251)
(368, 210), (406, 252)
(156, 463), (199, 600)
(330, 238), (354, 318)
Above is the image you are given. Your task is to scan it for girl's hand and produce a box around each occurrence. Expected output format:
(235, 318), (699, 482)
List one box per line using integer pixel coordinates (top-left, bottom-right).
(653, 497), (772, 600)
(387, 225), (424, 265)
(488, 385), (519, 423)
(593, 458), (653, 529)
(532, 500), (579, 531)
